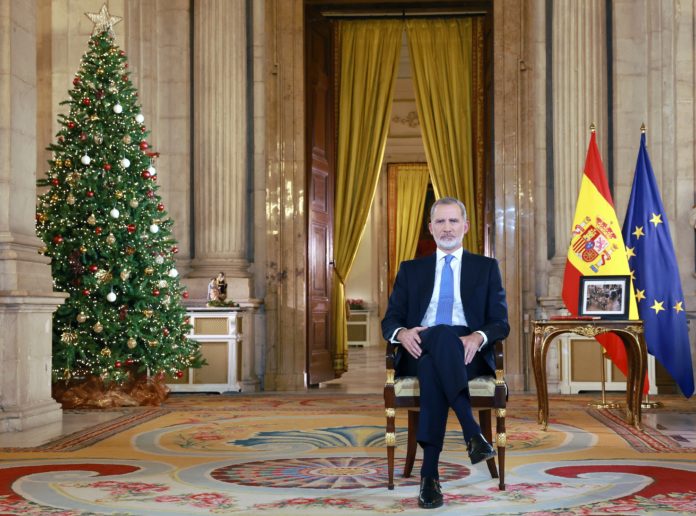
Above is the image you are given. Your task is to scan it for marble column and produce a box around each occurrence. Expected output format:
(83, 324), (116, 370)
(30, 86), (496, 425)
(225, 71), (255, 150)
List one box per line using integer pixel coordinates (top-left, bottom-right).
(0, 0), (65, 432)
(549, 0), (608, 296)
(188, 0), (250, 300)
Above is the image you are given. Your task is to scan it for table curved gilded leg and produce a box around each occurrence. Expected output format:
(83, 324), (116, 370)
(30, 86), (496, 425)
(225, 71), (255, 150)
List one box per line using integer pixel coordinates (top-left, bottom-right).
(531, 320), (647, 431)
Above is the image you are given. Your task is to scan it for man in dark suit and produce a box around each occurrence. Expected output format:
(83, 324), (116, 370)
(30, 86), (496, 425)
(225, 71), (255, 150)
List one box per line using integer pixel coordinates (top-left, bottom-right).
(381, 197), (509, 509)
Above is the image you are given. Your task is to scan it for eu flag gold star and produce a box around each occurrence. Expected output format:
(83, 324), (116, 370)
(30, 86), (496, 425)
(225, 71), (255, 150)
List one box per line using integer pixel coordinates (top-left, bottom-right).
(85, 4), (122, 36)
(629, 270), (635, 281)
(632, 226), (645, 239)
(635, 289), (646, 302)
(626, 246), (635, 259)
(649, 213), (663, 227)
(674, 301), (684, 313)
(650, 300), (665, 314)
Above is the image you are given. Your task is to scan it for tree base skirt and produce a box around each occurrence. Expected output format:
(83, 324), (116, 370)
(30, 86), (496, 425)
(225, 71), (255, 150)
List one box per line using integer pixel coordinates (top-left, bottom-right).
(53, 374), (169, 409)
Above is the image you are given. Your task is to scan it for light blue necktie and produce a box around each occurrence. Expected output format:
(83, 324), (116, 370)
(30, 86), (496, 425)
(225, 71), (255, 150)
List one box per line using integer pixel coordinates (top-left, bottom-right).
(434, 254), (454, 325)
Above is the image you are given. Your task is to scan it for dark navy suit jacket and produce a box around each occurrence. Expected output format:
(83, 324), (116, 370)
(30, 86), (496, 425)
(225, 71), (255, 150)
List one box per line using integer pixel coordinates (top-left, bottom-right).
(381, 251), (510, 377)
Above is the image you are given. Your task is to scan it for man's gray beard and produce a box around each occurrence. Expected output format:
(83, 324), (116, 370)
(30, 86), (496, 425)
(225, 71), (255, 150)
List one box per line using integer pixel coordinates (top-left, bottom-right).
(434, 236), (461, 250)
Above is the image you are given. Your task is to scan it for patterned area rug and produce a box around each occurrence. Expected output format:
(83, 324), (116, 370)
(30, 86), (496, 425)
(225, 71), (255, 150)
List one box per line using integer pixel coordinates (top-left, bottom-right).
(1, 393), (695, 515)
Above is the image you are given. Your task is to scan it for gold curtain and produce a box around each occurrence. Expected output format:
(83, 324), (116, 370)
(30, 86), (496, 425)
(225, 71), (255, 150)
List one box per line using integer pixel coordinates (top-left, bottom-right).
(332, 20), (402, 373)
(389, 164), (430, 286)
(406, 18), (478, 252)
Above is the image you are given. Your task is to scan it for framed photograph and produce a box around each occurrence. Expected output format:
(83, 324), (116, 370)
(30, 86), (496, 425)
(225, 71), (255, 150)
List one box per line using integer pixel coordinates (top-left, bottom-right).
(578, 275), (630, 320)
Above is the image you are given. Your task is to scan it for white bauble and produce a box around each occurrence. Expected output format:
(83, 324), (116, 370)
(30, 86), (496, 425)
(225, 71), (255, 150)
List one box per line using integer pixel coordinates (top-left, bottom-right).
(109, 208), (120, 219)
(135, 113), (144, 123)
(129, 199), (139, 208)
(106, 292), (117, 302)
(81, 155), (91, 165)
(120, 157), (130, 168)
(168, 268), (179, 278)
(149, 224), (159, 233)
(147, 165), (156, 177)
(113, 103), (123, 114)
(155, 255), (164, 264)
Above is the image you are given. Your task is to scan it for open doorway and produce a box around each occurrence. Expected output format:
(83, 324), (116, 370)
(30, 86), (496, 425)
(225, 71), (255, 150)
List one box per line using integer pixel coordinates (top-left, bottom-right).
(306, 1), (494, 391)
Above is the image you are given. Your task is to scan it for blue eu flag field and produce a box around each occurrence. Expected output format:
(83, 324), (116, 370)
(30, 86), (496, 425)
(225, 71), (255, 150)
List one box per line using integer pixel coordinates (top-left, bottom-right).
(622, 133), (694, 397)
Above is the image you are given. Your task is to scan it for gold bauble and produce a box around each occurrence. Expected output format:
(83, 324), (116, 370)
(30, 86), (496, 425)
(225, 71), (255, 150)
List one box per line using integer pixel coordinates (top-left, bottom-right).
(76, 313), (87, 323)
(95, 269), (113, 283)
(60, 331), (78, 344)
(90, 114), (100, 121)
(66, 194), (76, 205)
(94, 134), (103, 144)
(51, 194), (60, 202)
(87, 214), (97, 225)
(144, 267), (154, 276)
(143, 309), (154, 318)
(129, 199), (139, 208)
(125, 246), (136, 255)
(97, 67), (105, 75)
(127, 338), (137, 349)
(100, 346), (111, 356)
(93, 322), (104, 333)
(64, 159), (72, 168)
(106, 233), (116, 245)
(38, 246), (48, 255)
(148, 340), (158, 347)
(120, 270), (130, 281)
(36, 212), (46, 223)
(55, 159), (63, 168)
(123, 134), (132, 144)
(79, 245), (87, 253)
(115, 190), (124, 199)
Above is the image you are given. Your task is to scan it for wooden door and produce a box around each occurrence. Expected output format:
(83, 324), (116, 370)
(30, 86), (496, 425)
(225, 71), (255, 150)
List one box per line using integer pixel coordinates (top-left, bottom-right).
(305, 9), (335, 385)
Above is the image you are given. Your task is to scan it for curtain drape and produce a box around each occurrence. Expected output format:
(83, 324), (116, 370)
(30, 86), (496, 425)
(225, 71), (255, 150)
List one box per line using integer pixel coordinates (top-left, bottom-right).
(391, 164), (430, 285)
(331, 20), (402, 373)
(406, 18), (478, 252)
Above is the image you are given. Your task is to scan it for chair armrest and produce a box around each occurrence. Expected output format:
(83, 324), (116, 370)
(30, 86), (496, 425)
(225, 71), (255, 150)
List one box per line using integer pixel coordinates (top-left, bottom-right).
(493, 340), (504, 371)
(386, 340), (396, 370)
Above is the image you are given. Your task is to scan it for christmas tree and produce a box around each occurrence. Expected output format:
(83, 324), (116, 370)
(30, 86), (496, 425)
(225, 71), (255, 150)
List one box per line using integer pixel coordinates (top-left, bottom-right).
(36, 5), (203, 399)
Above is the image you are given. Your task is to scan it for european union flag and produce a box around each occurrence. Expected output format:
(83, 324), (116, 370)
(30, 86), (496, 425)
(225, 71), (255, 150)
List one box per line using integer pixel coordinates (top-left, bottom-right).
(622, 133), (694, 397)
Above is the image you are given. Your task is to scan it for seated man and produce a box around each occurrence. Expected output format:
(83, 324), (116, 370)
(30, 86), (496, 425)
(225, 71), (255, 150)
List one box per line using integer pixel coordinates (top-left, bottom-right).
(381, 197), (510, 509)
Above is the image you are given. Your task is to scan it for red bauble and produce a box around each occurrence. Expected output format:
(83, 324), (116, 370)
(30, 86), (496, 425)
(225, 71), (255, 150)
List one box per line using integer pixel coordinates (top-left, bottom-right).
(51, 178), (59, 186)
(82, 289), (90, 296)
(58, 136), (64, 143)
(141, 170), (151, 179)
(82, 98), (90, 106)
(95, 227), (102, 235)
(52, 235), (63, 244)
(86, 191), (94, 197)
(115, 361), (122, 368)
(127, 224), (136, 233)
(103, 163), (111, 171)
(157, 203), (164, 211)
(122, 74), (129, 81)
(147, 190), (155, 198)
(124, 63), (129, 69)
(152, 289), (160, 296)
(162, 328), (170, 336)
(139, 140), (148, 150)
(125, 358), (134, 365)
(72, 77), (81, 86)
(79, 132), (87, 141)
(119, 50), (126, 56)
(119, 306), (128, 320)
(171, 246), (179, 254)
(67, 121), (76, 129)
(141, 126), (146, 132)
(182, 291), (189, 299)
(175, 371), (184, 379)
(89, 264), (98, 272)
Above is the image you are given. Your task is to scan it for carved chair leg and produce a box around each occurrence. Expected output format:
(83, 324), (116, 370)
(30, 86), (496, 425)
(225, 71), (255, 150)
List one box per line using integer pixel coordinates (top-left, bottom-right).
(404, 409), (419, 478)
(479, 409), (499, 479)
(387, 442), (395, 490)
(497, 411), (506, 491)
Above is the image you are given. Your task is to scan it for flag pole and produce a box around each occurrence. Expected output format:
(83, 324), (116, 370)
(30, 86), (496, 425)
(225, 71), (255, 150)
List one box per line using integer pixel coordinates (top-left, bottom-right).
(588, 347), (622, 409)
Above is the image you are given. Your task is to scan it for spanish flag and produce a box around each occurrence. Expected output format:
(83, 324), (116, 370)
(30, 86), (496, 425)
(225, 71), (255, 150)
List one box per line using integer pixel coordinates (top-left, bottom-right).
(562, 129), (643, 388)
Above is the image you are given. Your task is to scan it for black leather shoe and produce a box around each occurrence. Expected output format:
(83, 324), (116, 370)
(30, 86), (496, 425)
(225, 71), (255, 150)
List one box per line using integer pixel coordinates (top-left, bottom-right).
(418, 476), (444, 509)
(467, 433), (496, 465)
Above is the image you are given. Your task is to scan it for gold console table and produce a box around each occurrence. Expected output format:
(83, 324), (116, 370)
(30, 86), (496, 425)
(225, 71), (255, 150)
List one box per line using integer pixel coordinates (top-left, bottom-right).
(531, 319), (647, 430)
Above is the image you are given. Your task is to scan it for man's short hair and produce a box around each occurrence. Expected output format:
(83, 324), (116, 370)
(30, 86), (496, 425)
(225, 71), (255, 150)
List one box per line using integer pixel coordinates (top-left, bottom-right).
(430, 197), (467, 222)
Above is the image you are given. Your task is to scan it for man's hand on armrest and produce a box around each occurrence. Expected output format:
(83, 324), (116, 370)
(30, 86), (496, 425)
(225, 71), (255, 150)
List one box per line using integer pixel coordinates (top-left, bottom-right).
(397, 326), (427, 359)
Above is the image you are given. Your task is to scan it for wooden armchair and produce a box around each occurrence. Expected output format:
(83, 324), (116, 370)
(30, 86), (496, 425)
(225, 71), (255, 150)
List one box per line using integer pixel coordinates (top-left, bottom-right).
(384, 340), (507, 491)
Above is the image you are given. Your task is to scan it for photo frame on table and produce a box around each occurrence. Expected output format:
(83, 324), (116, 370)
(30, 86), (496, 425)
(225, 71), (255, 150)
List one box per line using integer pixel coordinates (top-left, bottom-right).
(578, 275), (630, 320)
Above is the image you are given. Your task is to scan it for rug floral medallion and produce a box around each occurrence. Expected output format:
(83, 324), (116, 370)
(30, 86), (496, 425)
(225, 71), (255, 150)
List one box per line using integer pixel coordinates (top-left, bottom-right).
(1, 394), (695, 515)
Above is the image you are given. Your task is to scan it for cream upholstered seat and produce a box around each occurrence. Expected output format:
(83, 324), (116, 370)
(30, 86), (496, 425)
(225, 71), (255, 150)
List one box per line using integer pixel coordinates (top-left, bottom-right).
(384, 340), (507, 491)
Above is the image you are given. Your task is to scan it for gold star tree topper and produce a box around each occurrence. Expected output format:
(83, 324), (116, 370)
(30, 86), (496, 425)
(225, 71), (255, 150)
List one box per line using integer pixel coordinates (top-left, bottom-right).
(85, 4), (122, 36)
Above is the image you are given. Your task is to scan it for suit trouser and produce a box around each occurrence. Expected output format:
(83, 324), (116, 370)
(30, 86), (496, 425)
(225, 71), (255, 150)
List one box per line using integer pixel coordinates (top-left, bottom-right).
(416, 325), (492, 449)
